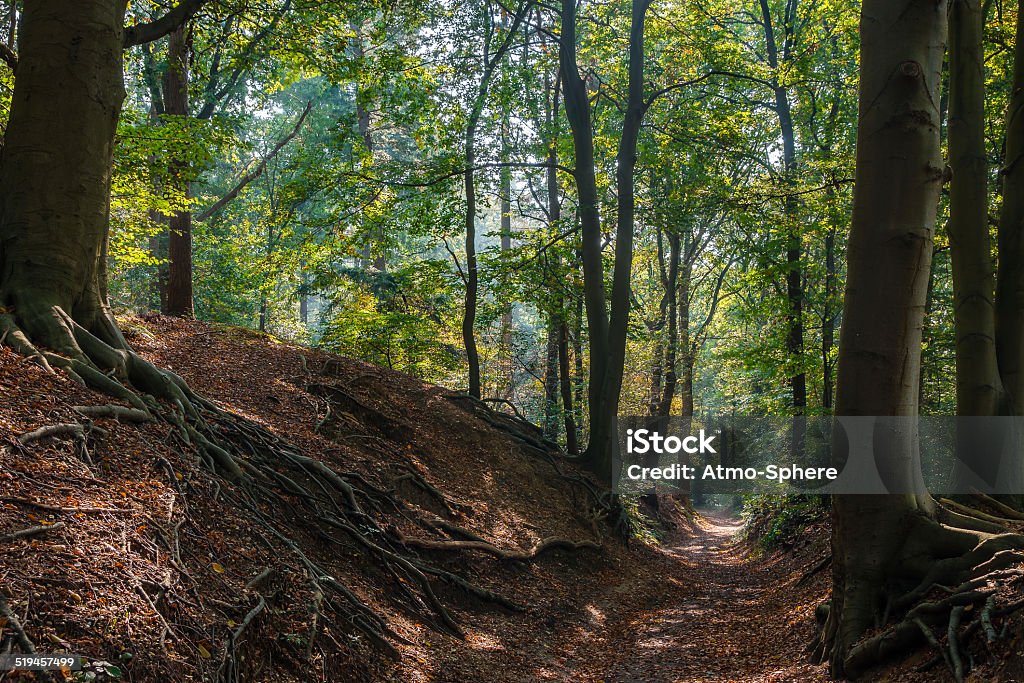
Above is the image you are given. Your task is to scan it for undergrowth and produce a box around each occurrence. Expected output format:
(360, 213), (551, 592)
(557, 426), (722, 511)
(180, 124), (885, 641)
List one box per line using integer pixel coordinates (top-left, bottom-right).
(741, 494), (827, 551)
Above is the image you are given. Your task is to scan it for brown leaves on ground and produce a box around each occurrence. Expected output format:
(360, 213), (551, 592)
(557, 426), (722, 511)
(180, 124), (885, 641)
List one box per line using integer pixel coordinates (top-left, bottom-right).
(0, 316), (968, 682)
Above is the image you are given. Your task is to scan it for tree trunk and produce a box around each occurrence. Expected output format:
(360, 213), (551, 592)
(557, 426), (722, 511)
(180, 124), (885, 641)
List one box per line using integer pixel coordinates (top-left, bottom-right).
(561, 0), (649, 481)
(948, 0), (1000, 416)
(163, 24), (195, 318)
(0, 0), (129, 347)
(463, 117), (482, 398)
(543, 315), (560, 439)
(995, 1), (1024, 414)
(558, 320), (578, 454)
(655, 231), (682, 418)
(759, 0), (806, 416)
(595, 0), (648, 479)
(459, 5), (528, 399)
(670, 246), (691, 419)
(353, 29), (386, 273)
(559, 0), (609, 462)
(822, 226), (837, 411)
(573, 292), (586, 443)
(821, 1), (950, 674)
(499, 124), (514, 398)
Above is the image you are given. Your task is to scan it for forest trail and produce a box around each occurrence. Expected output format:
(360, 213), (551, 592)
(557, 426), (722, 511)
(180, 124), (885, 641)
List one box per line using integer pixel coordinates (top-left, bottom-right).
(555, 510), (832, 683)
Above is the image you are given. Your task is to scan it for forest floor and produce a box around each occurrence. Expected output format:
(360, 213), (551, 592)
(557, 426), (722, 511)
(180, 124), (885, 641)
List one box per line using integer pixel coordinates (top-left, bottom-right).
(561, 510), (832, 682)
(511, 504), (840, 683)
(0, 317), (1019, 682)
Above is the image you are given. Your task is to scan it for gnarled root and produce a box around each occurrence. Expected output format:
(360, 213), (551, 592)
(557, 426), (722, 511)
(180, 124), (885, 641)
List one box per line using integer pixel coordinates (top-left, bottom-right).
(2, 305), (603, 666)
(811, 508), (1024, 680)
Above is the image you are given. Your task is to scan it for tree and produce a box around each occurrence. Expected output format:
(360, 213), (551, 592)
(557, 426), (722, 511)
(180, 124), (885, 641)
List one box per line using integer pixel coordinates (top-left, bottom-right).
(560, 0), (652, 480)
(461, 0), (532, 399)
(948, 0), (1000, 417)
(0, 0), (206, 390)
(757, 0), (807, 416)
(995, 0), (1024, 413)
(162, 24), (196, 317)
(813, 1), (1024, 676)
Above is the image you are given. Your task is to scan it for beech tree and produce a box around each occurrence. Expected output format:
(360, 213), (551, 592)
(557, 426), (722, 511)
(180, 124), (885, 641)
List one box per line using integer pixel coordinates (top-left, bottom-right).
(813, 1), (1024, 676)
(0, 0), (209, 391)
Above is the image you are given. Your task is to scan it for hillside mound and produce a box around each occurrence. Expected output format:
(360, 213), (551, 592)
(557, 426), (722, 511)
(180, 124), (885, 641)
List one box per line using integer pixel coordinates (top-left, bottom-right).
(0, 316), (614, 682)
(9, 317), (1015, 682)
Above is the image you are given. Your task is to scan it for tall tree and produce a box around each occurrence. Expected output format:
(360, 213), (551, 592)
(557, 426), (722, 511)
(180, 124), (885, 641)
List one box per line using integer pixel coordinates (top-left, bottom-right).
(163, 24), (196, 317)
(948, 0), (1000, 417)
(995, 0), (1024, 414)
(560, 0), (651, 480)
(818, 0), (948, 670)
(811, 1), (1024, 676)
(461, 0), (531, 399)
(0, 0), (206, 382)
(758, 0), (807, 416)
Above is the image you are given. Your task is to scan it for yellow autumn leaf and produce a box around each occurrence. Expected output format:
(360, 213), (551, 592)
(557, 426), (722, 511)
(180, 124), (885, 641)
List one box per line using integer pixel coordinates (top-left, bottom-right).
(198, 644), (211, 659)
(227, 619), (237, 627)
(212, 563), (225, 574)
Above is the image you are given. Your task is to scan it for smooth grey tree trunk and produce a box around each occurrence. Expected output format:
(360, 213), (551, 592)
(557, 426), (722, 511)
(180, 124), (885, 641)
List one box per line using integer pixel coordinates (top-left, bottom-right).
(821, 1), (951, 675)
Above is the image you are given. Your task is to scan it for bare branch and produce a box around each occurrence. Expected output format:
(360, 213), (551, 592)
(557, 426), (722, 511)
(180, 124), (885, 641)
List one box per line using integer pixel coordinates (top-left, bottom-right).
(196, 100), (313, 221)
(123, 0), (209, 48)
(0, 40), (15, 70)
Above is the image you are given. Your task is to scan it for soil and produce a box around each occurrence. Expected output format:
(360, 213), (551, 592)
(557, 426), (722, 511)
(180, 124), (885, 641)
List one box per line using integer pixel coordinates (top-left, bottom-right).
(1, 317), (1019, 682)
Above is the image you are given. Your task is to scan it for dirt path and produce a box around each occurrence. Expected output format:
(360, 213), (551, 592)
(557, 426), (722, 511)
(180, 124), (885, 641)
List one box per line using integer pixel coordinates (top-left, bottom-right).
(550, 511), (831, 683)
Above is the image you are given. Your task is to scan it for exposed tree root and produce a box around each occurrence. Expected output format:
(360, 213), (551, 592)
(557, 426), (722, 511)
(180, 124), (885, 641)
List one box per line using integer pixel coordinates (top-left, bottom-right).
(812, 509), (1024, 679)
(18, 423), (85, 444)
(0, 593), (54, 683)
(73, 404), (153, 423)
(939, 497), (1023, 530)
(971, 491), (1024, 521)
(443, 391), (632, 538)
(1, 305), (605, 671)
(392, 529), (601, 562)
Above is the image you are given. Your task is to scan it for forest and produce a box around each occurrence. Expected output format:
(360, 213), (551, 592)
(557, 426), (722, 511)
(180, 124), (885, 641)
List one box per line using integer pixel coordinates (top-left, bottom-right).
(1, 0), (1024, 680)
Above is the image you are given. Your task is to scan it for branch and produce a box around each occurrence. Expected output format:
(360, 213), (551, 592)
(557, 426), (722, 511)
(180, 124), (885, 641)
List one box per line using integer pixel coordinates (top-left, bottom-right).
(0, 40), (15, 70)
(197, 0), (293, 120)
(0, 522), (66, 544)
(394, 529), (600, 562)
(196, 100), (313, 221)
(346, 161), (576, 190)
(123, 0), (209, 48)
(644, 69), (777, 110)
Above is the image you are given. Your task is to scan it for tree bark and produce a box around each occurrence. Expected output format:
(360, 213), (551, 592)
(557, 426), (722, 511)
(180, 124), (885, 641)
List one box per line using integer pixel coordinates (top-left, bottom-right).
(759, 0), (806, 416)
(460, 2), (529, 399)
(163, 24), (195, 318)
(559, 0), (609, 454)
(995, 1), (1024, 414)
(543, 315), (560, 439)
(822, 226), (837, 411)
(463, 113), (483, 397)
(353, 28), (386, 273)
(823, 1), (949, 674)
(655, 230), (682, 418)
(561, 0), (649, 481)
(0, 0), (128, 343)
(499, 126), (514, 399)
(558, 320), (578, 454)
(948, 0), (1000, 416)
